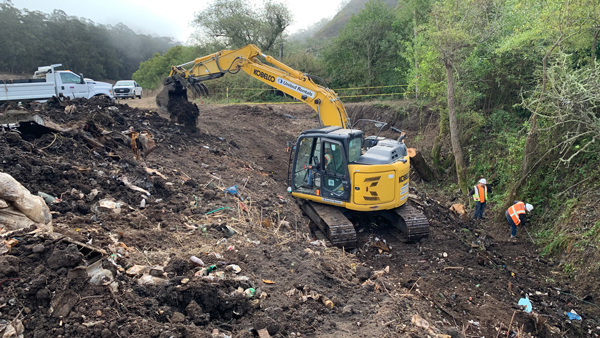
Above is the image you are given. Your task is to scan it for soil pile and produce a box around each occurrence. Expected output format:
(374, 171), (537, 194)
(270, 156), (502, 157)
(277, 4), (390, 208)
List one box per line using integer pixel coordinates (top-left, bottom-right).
(0, 98), (597, 337)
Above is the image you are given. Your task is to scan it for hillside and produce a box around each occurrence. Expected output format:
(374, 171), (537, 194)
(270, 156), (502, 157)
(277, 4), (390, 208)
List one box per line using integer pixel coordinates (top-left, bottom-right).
(314, 0), (398, 39)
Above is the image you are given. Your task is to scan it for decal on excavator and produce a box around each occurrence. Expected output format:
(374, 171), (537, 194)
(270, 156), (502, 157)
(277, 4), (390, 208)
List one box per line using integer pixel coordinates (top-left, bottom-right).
(276, 78), (315, 98)
(253, 69), (275, 82)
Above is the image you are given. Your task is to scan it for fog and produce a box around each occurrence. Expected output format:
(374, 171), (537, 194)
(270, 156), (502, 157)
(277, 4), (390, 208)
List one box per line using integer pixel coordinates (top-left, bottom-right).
(11, 0), (344, 43)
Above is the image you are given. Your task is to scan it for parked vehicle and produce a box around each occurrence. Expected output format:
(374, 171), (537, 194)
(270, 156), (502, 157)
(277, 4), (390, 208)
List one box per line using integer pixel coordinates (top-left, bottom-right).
(113, 80), (143, 99)
(0, 64), (114, 102)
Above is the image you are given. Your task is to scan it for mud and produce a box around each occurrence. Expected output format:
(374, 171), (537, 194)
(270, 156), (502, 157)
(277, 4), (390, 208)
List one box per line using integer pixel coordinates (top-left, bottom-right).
(0, 98), (597, 337)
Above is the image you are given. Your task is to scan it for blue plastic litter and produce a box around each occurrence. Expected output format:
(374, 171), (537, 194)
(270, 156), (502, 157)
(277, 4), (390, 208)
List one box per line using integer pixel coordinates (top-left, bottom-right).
(224, 185), (238, 195)
(567, 312), (582, 321)
(518, 297), (532, 313)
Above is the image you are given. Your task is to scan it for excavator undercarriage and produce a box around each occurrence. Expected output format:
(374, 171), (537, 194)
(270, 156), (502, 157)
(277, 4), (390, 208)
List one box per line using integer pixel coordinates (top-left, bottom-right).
(301, 200), (429, 248)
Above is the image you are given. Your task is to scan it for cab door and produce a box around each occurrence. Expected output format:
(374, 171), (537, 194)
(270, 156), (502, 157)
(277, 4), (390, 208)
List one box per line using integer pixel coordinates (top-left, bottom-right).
(320, 139), (350, 201)
(59, 72), (88, 98)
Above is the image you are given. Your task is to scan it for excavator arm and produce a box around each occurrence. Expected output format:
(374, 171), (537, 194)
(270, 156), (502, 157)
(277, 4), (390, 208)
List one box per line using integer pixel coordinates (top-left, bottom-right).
(157, 44), (349, 129)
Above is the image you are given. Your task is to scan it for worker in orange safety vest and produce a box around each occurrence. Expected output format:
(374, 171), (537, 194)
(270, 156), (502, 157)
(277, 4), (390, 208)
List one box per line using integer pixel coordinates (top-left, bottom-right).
(506, 201), (534, 239)
(468, 178), (491, 220)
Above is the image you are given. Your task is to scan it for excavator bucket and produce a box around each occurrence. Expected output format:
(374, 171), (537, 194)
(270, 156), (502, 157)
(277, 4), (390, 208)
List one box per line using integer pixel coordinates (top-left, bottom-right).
(155, 75), (209, 113)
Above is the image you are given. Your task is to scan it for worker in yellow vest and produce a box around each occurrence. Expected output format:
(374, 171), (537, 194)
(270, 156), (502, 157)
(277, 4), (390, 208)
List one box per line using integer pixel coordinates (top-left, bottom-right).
(468, 178), (491, 220)
(506, 201), (534, 239)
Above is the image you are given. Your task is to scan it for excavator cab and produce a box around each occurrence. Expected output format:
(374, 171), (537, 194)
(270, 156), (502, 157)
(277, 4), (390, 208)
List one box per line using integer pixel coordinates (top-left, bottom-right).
(291, 126), (363, 202)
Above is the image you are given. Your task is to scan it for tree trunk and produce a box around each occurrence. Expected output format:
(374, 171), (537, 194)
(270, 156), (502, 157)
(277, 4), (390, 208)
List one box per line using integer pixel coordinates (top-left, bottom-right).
(444, 59), (468, 194)
(431, 108), (448, 167)
(414, 9), (419, 99)
(593, 28), (600, 67)
(408, 148), (437, 182)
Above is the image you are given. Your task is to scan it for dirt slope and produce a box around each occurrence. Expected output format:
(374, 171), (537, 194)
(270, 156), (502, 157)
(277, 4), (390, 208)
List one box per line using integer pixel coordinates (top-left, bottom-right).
(0, 98), (597, 338)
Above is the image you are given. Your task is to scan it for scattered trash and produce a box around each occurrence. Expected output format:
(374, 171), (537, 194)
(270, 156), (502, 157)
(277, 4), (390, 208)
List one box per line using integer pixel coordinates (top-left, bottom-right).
(0, 238), (18, 255)
(121, 176), (150, 196)
(244, 288), (256, 298)
(224, 185), (238, 195)
(37, 191), (59, 204)
(181, 278), (190, 284)
(467, 320), (480, 326)
(0, 173), (52, 232)
(518, 296), (532, 313)
(370, 266), (390, 280)
(310, 240), (327, 247)
(138, 274), (169, 286)
(190, 256), (205, 267)
(87, 260), (114, 286)
(222, 225), (236, 238)
(257, 328), (271, 338)
(226, 264), (241, 274)
(262, 279), (275, 284)
(96, 199), (123, 215)
(371, 240), (389, 252)
(246, 238), (260, 245)
(145, 167), (167, 179)
(321, 296), (334, 309)
(0, 318), (24, 338)
(567, 310), (581, 321)
(87, 189), (99, 201)
(140, 198), (146, 209)
(411, 314), (430, 330)
(205, 207), (233, 215)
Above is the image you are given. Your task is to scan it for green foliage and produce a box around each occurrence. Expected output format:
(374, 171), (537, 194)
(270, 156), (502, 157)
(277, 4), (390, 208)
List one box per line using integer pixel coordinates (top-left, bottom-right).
(192, 0), (292, 53)
(323, 0), (408, 89)
(0, 2), (175, 80)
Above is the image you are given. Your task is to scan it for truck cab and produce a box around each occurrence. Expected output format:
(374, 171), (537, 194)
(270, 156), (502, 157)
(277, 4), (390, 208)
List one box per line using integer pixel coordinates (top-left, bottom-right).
(113, 80), (143, 99)
(1, 64), (114, 102)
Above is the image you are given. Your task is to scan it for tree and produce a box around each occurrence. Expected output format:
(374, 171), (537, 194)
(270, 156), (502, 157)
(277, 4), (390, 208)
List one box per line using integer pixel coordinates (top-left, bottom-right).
(323, 0), (405, 88)
(496, 0), (599, 210)
(193, 0), (292, 53)
(426, 0), (502, 194)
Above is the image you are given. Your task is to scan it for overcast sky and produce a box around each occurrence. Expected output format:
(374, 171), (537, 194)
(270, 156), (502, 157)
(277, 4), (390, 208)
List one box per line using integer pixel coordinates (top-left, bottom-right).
(11, 0), (344, 43)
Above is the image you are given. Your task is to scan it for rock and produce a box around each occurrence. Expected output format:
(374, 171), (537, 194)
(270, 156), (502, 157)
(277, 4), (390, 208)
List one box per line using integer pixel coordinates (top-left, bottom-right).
(0, 257), (18, 276)
(186, 300), (209, 325)
(47, 244), (84, 270)
(101, 329), (112, 338)
(342, 305), (353, 316)
(203, 190), (216, 200)
(36, 289), (51, 300)
(171, 312), (185, 323)
(32, 244), (45, 253)
(355, 266), (371, 281)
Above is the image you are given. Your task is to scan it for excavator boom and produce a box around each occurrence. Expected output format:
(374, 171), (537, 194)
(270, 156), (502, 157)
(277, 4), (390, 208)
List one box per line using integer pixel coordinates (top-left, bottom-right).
(157, 44), (349, 129)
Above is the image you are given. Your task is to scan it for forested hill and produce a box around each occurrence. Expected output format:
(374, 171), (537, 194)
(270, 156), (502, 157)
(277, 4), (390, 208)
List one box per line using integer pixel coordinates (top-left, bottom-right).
(0, 2), (177, 80)
(314, 0), (398, 38)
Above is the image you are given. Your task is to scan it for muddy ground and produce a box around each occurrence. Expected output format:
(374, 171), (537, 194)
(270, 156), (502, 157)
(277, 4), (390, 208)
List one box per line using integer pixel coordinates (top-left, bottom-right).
(0, 97), (598, 338)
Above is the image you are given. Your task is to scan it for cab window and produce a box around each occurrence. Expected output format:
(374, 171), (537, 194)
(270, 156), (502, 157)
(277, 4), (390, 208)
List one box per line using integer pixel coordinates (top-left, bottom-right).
(60, 72), (82, 84)
(323, 142), (344, 175)
(348, 137), (362, 163)
(293, 137), (321, 189)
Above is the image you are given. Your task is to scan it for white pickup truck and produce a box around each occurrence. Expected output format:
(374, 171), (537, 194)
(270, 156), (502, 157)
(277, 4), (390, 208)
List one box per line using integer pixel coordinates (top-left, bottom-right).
(0, 64), (114, 102)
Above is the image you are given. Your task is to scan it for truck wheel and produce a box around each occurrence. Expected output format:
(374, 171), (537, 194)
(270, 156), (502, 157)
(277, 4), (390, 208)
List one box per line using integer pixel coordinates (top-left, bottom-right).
(138, 93), (142, 99)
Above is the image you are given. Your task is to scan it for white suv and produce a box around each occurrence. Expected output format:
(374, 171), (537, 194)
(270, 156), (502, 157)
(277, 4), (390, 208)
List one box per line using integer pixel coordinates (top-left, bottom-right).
(113, 80), (143, 99)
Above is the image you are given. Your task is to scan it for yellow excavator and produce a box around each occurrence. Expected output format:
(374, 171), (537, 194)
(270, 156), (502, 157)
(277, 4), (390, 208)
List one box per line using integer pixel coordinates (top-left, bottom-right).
(158, 44), (428, 248)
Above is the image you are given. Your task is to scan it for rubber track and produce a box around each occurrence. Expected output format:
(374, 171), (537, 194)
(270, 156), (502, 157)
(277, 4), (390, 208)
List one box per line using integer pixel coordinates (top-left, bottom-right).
(394, 204), (429, 242)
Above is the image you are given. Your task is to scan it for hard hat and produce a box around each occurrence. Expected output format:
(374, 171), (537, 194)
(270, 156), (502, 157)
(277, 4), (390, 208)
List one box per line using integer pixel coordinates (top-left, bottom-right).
(525, 203), (534, 212)
(478, 178), (487, 184)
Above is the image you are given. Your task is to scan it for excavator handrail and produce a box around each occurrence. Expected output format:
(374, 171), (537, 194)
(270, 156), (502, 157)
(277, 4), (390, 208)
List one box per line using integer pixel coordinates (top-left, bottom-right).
(166, 44), (350, 129)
